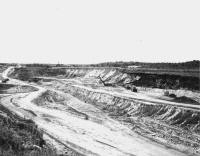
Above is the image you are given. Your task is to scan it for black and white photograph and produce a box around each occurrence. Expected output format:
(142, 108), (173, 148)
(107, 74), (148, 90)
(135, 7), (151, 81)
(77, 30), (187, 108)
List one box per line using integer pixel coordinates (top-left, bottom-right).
(0, 0), (200, 156)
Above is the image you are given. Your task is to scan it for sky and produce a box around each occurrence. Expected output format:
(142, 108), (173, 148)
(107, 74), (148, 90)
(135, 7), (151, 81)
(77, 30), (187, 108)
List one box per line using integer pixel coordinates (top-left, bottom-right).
(0, 0), (199, 64)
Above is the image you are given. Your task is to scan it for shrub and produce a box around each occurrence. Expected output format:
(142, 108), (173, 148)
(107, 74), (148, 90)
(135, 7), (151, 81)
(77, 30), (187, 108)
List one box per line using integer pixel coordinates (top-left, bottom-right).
(164, 91), (169, 96)
(0, 105), (58, 156)
(131, 86), (137, 92)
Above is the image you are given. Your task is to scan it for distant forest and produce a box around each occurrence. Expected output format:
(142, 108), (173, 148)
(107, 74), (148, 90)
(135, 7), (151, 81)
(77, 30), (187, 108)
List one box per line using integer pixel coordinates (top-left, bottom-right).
(0, 60), (199, 69)
(70, 60), (200, 69)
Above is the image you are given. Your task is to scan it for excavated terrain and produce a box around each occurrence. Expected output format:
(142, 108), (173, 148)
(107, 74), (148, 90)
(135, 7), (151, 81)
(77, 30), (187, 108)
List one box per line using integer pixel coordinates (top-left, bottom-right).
(1, 66), (200, 156)
(11, 67), (200, 90)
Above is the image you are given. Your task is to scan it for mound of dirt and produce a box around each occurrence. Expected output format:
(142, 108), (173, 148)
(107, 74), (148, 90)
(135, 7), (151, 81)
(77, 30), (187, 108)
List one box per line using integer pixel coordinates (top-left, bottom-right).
(0, 84), (38, 94)
(173, 96), (200, 105)
(32, 90), (65, 106)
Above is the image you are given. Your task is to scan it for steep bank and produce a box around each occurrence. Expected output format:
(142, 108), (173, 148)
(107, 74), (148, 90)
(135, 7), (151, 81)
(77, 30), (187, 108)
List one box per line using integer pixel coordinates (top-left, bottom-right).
(11, 67), (200, 90)
(59, 84), (200, 153)
(29, 87), (195, 156)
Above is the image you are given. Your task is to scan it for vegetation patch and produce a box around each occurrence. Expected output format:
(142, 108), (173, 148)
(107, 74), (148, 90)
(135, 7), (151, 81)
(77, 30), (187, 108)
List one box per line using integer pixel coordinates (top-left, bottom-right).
(0, 104), (58, 156)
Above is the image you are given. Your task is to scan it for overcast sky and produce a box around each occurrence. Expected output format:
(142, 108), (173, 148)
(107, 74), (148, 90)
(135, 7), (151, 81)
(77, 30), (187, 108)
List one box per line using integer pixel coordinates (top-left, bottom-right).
(0, 0), (199, 64)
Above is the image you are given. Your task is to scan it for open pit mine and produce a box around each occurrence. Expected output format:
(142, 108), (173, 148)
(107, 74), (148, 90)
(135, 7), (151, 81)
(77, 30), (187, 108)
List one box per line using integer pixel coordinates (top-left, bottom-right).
(0, 64), (200, 156)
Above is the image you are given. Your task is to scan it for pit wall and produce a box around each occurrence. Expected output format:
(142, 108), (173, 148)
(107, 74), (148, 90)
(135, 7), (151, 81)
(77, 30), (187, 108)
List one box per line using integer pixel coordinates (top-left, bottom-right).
(64, 68), (200, 90)
(11, 67), (200, 90)
(63, 85), (200, 150)
(65, 68), (132, 84)
(62, 68), (200, 102)
(65, 85), (200, 133)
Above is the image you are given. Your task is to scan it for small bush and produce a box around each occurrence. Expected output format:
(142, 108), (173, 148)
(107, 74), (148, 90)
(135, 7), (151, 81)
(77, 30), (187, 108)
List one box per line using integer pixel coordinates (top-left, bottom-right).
(164, 91), (169, 96)
(131, 86), (137, 92)
(0, 105), (58, 156)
